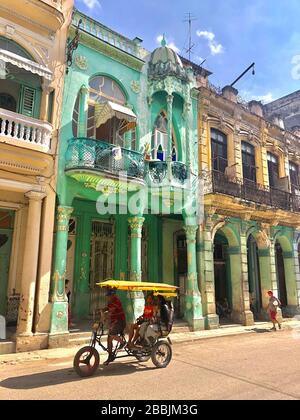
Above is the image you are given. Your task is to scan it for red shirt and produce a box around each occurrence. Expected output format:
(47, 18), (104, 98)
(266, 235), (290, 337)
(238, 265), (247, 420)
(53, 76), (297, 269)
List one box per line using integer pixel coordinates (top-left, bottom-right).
(143, 305), (154, 319)
(107, 296), (126, 323)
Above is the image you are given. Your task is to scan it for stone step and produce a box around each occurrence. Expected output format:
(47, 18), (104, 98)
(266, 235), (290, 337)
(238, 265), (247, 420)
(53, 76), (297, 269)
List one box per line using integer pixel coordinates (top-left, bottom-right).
(0, 341), (16, 355)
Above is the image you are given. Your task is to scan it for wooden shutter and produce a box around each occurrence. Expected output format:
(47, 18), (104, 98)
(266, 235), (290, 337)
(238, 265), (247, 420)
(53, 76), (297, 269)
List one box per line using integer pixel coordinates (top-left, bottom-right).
(19, 86), (36, 117)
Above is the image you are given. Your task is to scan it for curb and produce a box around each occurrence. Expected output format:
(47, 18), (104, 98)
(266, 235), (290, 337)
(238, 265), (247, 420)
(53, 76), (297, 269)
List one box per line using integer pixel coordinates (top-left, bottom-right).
(1, 321), (299, 365)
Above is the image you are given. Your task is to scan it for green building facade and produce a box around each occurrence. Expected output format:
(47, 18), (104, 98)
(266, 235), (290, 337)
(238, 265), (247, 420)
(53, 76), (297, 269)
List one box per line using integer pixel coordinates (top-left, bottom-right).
(49, 10), (204, 339)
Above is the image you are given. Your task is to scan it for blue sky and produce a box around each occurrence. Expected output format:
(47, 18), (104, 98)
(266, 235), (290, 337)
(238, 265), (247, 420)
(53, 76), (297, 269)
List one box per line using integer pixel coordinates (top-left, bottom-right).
(75, 0), (300, 103)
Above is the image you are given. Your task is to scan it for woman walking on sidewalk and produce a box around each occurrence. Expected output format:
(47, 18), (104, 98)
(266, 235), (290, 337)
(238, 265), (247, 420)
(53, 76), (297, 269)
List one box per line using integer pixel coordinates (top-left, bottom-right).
(267, 290), (282, 331)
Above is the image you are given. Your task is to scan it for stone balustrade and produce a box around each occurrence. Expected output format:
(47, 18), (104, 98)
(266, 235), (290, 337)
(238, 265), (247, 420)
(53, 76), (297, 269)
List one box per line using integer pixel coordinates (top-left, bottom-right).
(0, 108), (52, 152)
(73, 11), (144, 60)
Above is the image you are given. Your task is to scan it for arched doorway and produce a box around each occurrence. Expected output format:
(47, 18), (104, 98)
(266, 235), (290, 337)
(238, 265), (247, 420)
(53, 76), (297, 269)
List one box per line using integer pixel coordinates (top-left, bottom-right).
(174, 230), (187, 319)
(247, 234), (262, 319)
(214, 232), (232, 322)
(275, 241), (288, 308)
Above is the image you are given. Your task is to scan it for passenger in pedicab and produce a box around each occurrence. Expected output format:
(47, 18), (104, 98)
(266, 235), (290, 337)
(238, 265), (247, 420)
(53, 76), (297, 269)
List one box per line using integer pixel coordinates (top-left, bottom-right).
(138, 294), (174, 346)
(101, 288), (126, 365)
(127, 292), (156, 349)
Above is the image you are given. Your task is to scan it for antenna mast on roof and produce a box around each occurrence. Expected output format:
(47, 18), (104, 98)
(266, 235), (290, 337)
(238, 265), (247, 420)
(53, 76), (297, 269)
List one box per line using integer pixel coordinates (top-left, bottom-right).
(183, 12), (197, 61)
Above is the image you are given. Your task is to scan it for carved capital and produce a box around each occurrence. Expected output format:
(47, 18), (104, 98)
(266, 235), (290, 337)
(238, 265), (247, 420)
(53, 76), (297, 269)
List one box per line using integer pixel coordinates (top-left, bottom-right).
(56, 206), (73, 227)
(184, 224), (198, 241)
(25, 191), (46, 202)
(128, 216), (145, 233)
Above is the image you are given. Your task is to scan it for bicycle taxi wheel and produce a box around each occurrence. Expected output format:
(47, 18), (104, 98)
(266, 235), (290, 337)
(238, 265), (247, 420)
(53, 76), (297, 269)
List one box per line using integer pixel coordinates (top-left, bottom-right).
(73, 346), (100, 377)
(151, 340), (172, 368)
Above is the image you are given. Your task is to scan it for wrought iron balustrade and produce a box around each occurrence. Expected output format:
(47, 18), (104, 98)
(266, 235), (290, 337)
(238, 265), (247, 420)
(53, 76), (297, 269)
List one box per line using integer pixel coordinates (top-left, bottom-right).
(241, 180), (271, 206)
(269, 188), (291, 210)
(291, 193), (300, 213)
(205, 171), (293, 211)
(211, 170), (242, 198)
(147, 160), (189, 184)
(65, 138), (145, 180)
(147, 161), (167, 184)
(172, 161), (188, 184)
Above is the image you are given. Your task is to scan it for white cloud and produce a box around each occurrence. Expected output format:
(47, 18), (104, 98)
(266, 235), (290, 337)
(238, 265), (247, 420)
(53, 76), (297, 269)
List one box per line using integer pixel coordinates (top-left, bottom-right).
(253, 93), (274, 104)
(82, 0), (101, 9)
(241, 90), (274, 104)
(197, 30), (224, 56)
(156, 35), (180, 54)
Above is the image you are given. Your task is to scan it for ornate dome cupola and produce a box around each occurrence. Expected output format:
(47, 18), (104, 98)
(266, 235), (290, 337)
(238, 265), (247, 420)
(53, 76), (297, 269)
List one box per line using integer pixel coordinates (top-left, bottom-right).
(148, 35), (188, 81)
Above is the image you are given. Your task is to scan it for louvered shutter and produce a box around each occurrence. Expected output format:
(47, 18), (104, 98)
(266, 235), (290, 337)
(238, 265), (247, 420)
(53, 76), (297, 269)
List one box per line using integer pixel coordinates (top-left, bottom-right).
(19, 86), (36, 117)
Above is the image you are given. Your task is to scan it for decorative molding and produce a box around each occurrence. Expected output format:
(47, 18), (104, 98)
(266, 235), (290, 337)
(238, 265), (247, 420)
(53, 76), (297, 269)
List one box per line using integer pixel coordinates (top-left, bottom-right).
(130, 80), (140, 94)
(0, 160), (41, 174)
(78, 30), (144, 72)
(0, 4), (59, 36)
(74, 54), (88, 71)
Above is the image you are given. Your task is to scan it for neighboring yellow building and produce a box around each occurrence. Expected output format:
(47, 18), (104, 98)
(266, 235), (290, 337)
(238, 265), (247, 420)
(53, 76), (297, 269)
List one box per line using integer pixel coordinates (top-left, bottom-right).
(198, 84), (300, 329)
(0, 0), (73, 352)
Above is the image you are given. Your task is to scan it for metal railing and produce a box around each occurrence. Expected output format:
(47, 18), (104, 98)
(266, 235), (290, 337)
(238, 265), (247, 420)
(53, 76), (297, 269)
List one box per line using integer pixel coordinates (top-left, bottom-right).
(65, 138), (145, 180)
(204, 170), (296, 211)
(146, 160), (189, 184)
(0, 108), (52, 152)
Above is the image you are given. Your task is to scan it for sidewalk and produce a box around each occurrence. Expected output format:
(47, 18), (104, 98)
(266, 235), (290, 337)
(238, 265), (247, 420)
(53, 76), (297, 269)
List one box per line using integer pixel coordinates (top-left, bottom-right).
(1, 319), (299, 365)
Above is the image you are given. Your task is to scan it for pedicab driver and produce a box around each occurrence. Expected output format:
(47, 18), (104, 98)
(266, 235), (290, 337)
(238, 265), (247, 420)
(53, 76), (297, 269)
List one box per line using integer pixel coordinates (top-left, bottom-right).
(102, 288), (126, 365)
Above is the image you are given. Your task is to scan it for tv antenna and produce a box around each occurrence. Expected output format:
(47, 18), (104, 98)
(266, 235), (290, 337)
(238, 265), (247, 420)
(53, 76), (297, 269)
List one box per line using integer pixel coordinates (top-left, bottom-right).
(183, 12), (197, 61)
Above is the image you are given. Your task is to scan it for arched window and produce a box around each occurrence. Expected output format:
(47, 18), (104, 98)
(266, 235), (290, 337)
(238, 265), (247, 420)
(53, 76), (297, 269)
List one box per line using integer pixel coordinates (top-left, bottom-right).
(289, 161), (299, 191)
(267, 152), (279, 188)
(242, 141), (256, 183)
(152, 112), (177, 161)
(84, 76), (135, 146)
(88, 76), (126, 105)
(72, 92), (80, 137)
(0, 36), (41, 117)
(211, 129), (228, 173)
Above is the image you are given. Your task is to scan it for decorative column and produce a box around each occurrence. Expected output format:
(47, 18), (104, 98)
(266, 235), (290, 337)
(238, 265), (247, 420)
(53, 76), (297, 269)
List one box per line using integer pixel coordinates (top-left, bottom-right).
(40, 81), (53, 122)
(17, 191), (46, 337)
(240, 224), (255, 326)
(200, 214), (219, 329)
(127, 216), (145, 323)
(184, 223), (204, 331)
(184, 101), (192, 167)
(124, 130), (132, 150)
(49, 206), (73, 336)
(167, 94), (174, 180)
(293, 234), (300, 310)
(78, 85), (88, 137)
(268, 236), (283, 322)
(282, 249), (299, 315)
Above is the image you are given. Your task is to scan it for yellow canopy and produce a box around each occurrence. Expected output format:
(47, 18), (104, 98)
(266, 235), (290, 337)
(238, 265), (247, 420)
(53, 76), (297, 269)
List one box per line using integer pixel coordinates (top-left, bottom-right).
(97, 279), (178, 293)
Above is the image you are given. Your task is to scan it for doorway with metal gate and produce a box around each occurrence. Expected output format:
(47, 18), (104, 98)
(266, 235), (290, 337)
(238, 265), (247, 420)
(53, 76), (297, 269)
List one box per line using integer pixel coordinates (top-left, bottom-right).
(89, 220), (115, 316)
(247, 234), (263, 320)
(174, 230), (187, 319)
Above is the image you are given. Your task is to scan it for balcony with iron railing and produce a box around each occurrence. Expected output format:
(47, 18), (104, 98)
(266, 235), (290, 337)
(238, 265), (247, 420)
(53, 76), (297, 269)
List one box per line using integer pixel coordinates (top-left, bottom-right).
(204, 170), (300, 212)
(145, 160), (189, 186)
(65, 138), (145, 181)
(65, 138), (191, 188)
(0, 108), (52, 153)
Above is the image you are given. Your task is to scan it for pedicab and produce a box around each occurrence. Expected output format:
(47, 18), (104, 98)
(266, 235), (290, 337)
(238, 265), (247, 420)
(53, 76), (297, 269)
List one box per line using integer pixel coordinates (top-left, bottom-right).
(73, 280), (178, 377)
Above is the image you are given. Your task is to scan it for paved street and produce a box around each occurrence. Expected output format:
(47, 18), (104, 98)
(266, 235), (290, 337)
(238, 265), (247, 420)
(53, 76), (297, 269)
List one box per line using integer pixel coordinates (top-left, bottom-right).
(0, 329), (300, 400)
